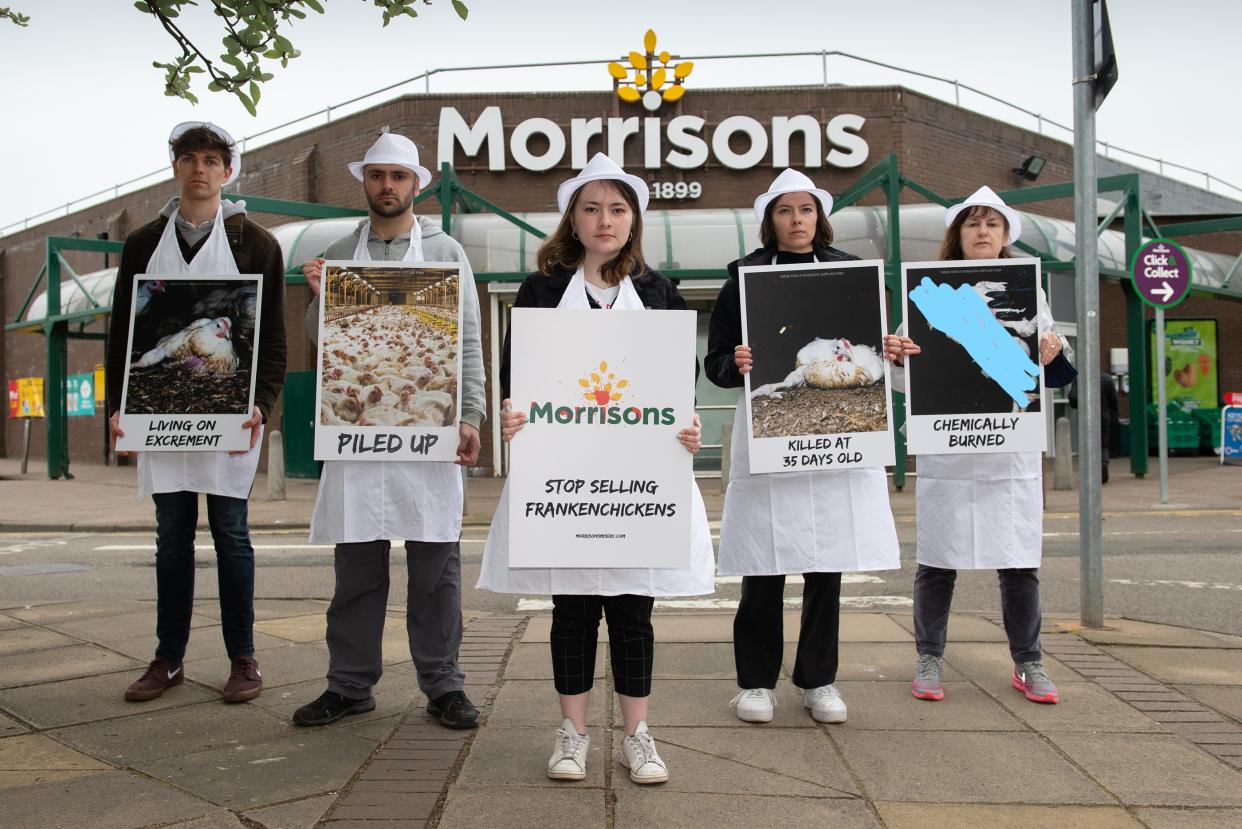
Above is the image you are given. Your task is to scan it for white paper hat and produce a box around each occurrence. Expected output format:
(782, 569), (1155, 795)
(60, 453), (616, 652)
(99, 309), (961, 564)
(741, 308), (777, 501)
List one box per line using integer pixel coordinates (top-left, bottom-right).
(753, 169), (833, 223)
(348, 133), (432, 189)
(945, 185), (1022, 245)
(168, 121), (241, 185)
(556, 153), (650, 214)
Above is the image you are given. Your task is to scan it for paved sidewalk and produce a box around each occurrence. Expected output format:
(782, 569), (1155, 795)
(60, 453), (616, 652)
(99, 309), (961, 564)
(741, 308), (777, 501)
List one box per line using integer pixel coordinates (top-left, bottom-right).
(2, 603), (1240, 828)
(2, 455), (1238, 531)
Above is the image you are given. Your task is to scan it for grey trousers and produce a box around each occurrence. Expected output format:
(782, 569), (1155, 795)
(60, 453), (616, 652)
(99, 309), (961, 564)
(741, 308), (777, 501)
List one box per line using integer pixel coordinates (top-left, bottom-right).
(325, 539), (465, 700)
(913, 564), (1043, 664)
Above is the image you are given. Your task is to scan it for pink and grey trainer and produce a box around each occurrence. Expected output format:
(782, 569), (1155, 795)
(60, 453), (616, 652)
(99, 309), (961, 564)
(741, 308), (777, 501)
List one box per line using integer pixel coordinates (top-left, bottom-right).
(911, 653), (945, 701)
(1012, 660), (1060, 704)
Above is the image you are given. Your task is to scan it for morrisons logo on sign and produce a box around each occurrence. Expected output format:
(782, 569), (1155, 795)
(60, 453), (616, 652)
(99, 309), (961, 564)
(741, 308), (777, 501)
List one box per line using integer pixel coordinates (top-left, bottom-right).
(527, 360), (676, 427)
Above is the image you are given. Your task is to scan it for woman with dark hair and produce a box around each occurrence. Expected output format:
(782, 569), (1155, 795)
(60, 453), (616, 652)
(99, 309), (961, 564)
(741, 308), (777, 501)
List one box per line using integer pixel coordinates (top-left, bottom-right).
(478, 153), (714, 784)
(705, 169), (904, 725)
(888, 186), (1072, 705)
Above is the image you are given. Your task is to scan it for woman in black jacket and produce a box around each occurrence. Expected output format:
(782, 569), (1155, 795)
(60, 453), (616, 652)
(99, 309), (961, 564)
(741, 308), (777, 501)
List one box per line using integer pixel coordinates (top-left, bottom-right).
(479, 153), (714, 786)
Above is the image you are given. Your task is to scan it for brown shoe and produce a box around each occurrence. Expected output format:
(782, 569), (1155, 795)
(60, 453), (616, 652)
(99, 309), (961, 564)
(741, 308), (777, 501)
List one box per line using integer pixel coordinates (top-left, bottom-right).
(125, 658), (184, 702)
(222, 656), (262, 703)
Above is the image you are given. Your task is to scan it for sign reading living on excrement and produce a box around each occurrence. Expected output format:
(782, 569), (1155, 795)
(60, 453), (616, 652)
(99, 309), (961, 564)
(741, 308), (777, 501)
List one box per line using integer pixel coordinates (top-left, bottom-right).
(902, 258), (1048, 455)
(508, 308), (695, 569)
(314, 261), (464, 463)
(739, 260), (895, 474)
(117, 273), (263, 453)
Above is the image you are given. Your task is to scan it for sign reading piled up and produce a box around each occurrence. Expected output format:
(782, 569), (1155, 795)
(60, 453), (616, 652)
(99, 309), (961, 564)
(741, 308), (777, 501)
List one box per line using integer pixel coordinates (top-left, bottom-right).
(314, 261), (463, 463)
(902, 258), (1049, 455)
(507, 308), (695, 569)
(116, 273), (263, 452)
(738, 260), (895, 474)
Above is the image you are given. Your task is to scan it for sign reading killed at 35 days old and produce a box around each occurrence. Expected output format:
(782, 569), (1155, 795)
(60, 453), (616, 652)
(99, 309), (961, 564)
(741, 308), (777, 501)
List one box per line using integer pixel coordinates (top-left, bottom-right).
(739, 259), (895, 474)
(507, 308), (695, 569)
(902, 258), (1048, 455)
(116, 273), (262, 452)
(314, 261), (462, 463)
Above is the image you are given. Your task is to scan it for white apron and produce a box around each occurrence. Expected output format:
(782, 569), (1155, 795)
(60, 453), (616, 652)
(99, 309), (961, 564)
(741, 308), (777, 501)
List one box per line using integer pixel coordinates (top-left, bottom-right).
(136, 204), (263, 500)
(477, 268), (716, 596)
(309, 221), (464, 544)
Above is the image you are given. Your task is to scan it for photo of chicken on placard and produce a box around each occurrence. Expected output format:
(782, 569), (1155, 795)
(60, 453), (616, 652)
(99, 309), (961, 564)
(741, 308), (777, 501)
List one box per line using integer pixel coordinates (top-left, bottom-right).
(122, 275), (260, 417)
(314, 262), (462, 463)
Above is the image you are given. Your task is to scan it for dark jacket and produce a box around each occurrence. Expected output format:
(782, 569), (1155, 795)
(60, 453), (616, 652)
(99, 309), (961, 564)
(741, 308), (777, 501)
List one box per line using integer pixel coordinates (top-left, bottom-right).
(704, 244), (858, 389)
(106, 212), (288, 421)
(499, 265), (693, 400)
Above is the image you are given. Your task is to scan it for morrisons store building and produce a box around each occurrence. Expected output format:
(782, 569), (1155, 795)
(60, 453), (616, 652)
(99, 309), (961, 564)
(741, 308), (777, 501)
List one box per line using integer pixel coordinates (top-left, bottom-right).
(5, 62), (1241, 479)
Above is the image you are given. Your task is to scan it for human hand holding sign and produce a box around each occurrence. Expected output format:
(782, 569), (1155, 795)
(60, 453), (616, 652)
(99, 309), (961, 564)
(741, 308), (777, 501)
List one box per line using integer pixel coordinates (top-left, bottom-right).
(883, 334), (921, 366)
(109, 411), (134, 457)
(229, 406), (263, 455)
(678, 413), (702, 455)
(500, 399), (527, 443)
(303, 258), (325, 297)
(734, 344), (753, 375)
(456, 422), (480, 465)
(1038, 331), (1062, 365)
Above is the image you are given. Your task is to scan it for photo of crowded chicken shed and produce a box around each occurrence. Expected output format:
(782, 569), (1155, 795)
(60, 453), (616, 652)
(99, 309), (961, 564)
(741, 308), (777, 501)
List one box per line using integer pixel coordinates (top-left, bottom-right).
(315, 263), (462, 462)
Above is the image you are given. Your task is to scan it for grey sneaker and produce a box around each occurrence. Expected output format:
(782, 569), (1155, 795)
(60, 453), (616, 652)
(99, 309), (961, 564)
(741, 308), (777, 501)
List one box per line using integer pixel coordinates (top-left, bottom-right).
(1012, 660), (1060, 704)
(547, 718), (589, 780)
(912, 654), (944, 701)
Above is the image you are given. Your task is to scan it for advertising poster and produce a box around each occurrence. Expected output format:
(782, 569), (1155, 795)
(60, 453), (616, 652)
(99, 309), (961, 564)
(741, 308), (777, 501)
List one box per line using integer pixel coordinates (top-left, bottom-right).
(17, 378), (45, 418)
(507, 308), (695, 569)
(94, 364), (106, 406)
(116, 273), (262, 452)
(1150, 319), (1218, 411)
(315, 261), (462, 462)
(738, 259), (894, 474)
(65, 373), (95, 416)
(902, 258), (1049, 455)
(7, 381), (17, 418)
(1222, 407), (1242, 464)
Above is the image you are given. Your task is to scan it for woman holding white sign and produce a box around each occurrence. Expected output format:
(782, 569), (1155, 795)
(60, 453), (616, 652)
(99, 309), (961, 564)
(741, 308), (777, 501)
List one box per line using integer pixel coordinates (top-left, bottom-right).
(705, 169), (903, 726)
(478, 154), (714, 785)
(887, 186), (1071, 705)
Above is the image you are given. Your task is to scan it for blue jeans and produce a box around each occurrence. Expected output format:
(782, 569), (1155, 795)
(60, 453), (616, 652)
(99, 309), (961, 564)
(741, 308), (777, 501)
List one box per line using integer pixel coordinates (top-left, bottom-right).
(152, 491), (255, 663)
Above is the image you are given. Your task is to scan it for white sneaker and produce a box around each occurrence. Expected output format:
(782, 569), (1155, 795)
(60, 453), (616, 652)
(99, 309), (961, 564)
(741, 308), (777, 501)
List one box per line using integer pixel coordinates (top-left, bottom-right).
(729, 688), (776, 723)
(547, 718), (589, 780)
(802, 684), (847, 723)
(618, 721), (668, 784)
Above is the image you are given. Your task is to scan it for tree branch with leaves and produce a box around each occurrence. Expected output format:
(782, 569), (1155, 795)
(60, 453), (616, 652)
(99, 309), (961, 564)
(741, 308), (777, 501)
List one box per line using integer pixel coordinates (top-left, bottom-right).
(134, 0), (468, 115)
(1, 6), (30, 26)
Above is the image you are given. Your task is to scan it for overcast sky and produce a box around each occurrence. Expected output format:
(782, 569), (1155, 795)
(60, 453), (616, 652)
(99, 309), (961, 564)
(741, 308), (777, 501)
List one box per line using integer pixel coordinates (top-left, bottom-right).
(1, 0), (1238, 234)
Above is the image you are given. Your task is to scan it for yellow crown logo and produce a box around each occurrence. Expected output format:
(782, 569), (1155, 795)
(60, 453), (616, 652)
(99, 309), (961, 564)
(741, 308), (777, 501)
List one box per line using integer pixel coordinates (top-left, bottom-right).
(578, 360), (629, 406)
(607, 29), (694, 112)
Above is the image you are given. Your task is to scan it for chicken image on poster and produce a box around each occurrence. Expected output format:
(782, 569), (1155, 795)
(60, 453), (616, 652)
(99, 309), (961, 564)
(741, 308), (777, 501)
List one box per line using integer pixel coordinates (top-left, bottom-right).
(739, 259), (895, 474)
(116, 273), (262, 452)
(901, 257), (1048, 455)
(314, 261), (462, 462)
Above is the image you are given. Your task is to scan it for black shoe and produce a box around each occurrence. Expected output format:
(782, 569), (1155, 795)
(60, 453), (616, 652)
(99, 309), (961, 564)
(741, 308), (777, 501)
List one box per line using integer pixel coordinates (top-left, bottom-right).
(1101, 464), (1110, 484)
(292, 690), (375, 726)
(428, 690), (479, 729)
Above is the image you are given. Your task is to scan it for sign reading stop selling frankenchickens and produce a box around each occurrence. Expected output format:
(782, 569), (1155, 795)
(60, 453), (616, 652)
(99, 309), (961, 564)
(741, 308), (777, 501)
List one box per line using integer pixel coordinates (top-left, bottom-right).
(116, 273), (263, 453)
(739, 260), (895, 474)
(508, 309), (695, 569)
(314, 261), (464, 462)
(901, 258), (1048, 455)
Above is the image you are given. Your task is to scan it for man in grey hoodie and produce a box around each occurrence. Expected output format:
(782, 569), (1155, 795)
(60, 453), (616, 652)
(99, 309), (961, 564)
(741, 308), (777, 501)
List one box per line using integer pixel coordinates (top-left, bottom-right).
(293, 133), (485, 729)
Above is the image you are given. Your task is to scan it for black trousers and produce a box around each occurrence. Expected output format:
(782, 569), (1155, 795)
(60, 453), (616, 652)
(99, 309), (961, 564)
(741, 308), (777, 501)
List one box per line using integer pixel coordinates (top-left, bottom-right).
(912, 564), (1043, 663)
(733, 573), (842, 690)
(550, 594), (655, 698)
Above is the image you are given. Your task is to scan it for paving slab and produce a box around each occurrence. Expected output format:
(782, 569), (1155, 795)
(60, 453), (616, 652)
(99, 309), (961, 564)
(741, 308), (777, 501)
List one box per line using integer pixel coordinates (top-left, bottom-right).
(629, 725), (858, 797)
(184, 642), (333, 692)
(501, 642), (605, 681)
(1072, 619), (1242, 649)
(486, 679), (608, 727)
(832, 730), (1112, 804)
(253, 613), (328, 643)
(886, 612), (1010, 642)
(1175, 684), (1242, 722)
(875, 802), (1142, 828)
(340, 713), (405, 743)
(194, 599), (331, 623)
(437, 785), (603, 829)
(644, 679), (811, 728)
(800, 642), (964, 682)
(241, 793), (335, 829)
(651, 613), (736, 643)
(455, 726), (608, 788)
(1044, 733), (1242, 806)
(164, 813), (249, 829)
(832, 680), (1025, 731)
(0, 626), (86, 656)
(1101, 646), (1242, 685)
(5, 600), (151, 625)
(133, 728), (378, 809)
(0, 644), (142, 689)
(615, 791), (879, 828)
(42, 610), (217, 643)
(0, 669), (218, 728)
(0, 733), (110, 789)
(103, 628), (292, 662)
(0, 710), (29, 737)
(54, 700), (294, 764)
(652, 642), (737, 679)
(942, 642), (1080, 686)
(0, 770), (217, 829)
(995, 681), (1172, 733)
(835, 612), (915, 642)
(0, 615), (27, 630)
(1133, 807), (1242, 828)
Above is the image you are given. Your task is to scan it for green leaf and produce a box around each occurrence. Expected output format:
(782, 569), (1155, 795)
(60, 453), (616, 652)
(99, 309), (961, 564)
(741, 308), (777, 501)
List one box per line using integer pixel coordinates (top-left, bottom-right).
(249, 80), (260, 104)
(207, 79), (224, 91)
(236, 90), (257, 117)
(133, 1), (152, 13)
(273, 33), (293, 53)
(451, 0), (468, 20)
(186, 65), (204, 73)
(304, 0), (323, 11)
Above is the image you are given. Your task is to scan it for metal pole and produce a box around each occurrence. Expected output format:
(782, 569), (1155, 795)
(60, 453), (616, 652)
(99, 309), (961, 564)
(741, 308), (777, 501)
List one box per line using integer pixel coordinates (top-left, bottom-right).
(1155, 308), (1168, 503)
(1072, 0), (1104, 627)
